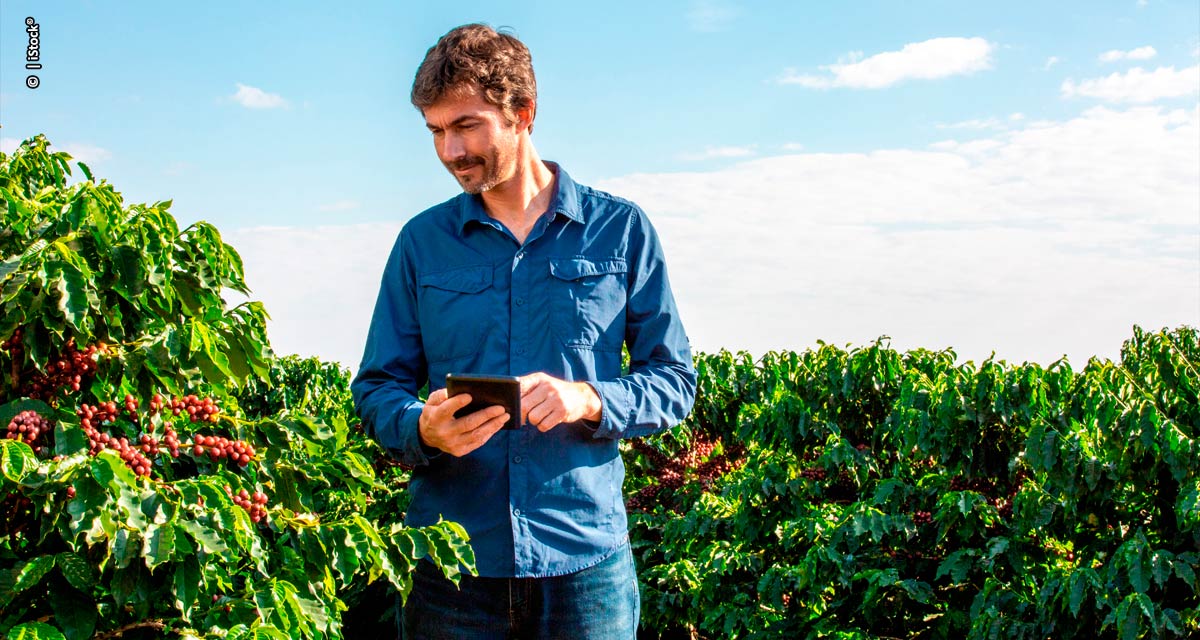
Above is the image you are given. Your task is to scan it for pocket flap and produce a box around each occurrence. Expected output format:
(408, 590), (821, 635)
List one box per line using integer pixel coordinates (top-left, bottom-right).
(418, 266), (493, 293)
(549, 258), (628, 281)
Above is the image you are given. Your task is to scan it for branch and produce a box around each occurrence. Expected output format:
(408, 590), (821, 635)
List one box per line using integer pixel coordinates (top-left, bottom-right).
(93, 620), (166, 640)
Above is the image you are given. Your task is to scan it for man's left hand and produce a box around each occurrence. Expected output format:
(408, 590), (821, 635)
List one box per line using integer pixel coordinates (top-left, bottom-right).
(519, 372), (602, 432)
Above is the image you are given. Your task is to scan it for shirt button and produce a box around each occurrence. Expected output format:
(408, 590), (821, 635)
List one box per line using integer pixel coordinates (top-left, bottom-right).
(516, 347), (526, 355)
(515, 298), (525, 306)
(513, 508), (522, 517)
(513, 455), (523, 464)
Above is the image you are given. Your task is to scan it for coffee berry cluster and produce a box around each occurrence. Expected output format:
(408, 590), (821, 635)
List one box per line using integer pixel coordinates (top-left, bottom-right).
(626, 432), (745, 513)
(192, 434), (256, 467)
(226, 485), (270, 523)
(0, 327), (26, 360)
(3, 333), (107, 400)
(78, 403), (155, 477)
(166, 394), (221, 424)
(5, 410), (51, 455)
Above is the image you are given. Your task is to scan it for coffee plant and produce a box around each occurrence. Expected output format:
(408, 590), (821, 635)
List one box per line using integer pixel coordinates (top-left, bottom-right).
(0, 136), (470, 640)
(626, 327), (1198, 639)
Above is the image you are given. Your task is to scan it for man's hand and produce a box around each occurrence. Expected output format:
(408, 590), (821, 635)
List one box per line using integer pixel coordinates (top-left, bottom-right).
(418, 389), (509, 457)
(519, 372), (602, 433)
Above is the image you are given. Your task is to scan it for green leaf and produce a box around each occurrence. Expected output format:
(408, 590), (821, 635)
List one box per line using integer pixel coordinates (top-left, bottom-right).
(249, 627), (290, 640)
(144, 522), (176, 569)
(178, 519), (229, 555)
(47, 587), (97, 640)
(1150, 550), (1173, 588)
(295, 594), (332, 634)
(1068, 568), (1096, 617)
(53, 420), (88, 457)
(55, 552), (95, 593)
(395, 528), (430, 563)
(0, 253), (21, 282)
(111, 245), (146, 299)
(90, 450), (137, 492)
(338, 451), (376, 483)
(935, 550), (973, 583)
(1115, 592), (1152, 640)
(173, 555), (201, 621)
(1, 439), (39, 483)
(52, 262), (93, 333)
(5, 622), (67, 640)
(12, 556), (55, 593)
(1126, 545), (1150, 594)
(111, 527), (141, 569)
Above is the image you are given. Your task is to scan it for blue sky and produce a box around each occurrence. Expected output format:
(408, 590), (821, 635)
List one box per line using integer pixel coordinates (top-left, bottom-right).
(2, 1), (1198, 369)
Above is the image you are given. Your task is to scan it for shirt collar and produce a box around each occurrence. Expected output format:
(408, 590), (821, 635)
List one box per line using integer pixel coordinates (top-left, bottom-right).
(457, 161), (584, 235)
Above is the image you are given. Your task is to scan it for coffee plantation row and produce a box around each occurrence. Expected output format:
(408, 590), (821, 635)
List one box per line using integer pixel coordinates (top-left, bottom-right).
(626, 325), (1197, 639)
(2, 137), (1196, 638)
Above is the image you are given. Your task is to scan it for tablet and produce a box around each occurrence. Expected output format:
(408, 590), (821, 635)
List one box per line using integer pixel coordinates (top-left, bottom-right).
(445, 373), (521, 430)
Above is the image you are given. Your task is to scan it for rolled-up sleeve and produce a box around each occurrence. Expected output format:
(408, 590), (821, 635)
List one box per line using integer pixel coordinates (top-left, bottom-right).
(588, 209), (696, 439)
(350, 230), (434, 467)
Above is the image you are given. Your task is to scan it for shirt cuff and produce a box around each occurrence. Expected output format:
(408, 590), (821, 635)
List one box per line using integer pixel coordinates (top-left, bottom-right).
(393, 401), (442, 465)
(584, 380), (634, 440)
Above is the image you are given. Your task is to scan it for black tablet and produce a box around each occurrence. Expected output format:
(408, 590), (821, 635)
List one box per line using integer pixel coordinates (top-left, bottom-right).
(445, 373), (521, 430)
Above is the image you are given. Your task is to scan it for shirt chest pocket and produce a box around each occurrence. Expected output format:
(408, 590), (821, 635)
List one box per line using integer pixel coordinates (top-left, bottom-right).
(417, 266), (494, 364)
(547, 258), (628, 352)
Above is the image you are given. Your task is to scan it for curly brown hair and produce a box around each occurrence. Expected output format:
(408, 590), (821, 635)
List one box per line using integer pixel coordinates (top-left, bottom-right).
(411, 24), (537, 131)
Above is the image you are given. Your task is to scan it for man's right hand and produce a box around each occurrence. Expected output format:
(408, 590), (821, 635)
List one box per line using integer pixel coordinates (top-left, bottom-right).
(418, 388), (509, 457)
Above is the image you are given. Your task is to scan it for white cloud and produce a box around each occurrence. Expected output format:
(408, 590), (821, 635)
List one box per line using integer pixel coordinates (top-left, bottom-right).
(231, 83), (289, 109)
(318, 200), (361, 213)
(678, 145), (756, 161)
(686, 0), (738, 32)
(1062, 65), (1200, 103)
(228, 106), (1199, 371)
(936, 118), (1004, 130)
(1009, 112), (1026, 121)
(779, 37), (994, 89)
(1099, 46), (1157, 62)
(0, 138), (19, 154)
(595, 105), (1199, 365)
(1137, 0), (1148, 7)
(1044, 56), (1061, 71)
(227, 223), (402, 370)
(781, 143), (805, 152)
(60, 144), (113, 164)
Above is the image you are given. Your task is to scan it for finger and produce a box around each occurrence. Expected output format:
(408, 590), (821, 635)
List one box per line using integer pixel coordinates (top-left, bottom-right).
(519, 372), (546, 394)
(441, 392), (473, 412)
(426, 388), (449, 406)
(464, 412), (509, 448)
(534, 407), (563, 432)
(461, 405), (507, 432)
(521, 386), (551, 423)
(479, 412), (510, 437)
(527, 401), (550, 427)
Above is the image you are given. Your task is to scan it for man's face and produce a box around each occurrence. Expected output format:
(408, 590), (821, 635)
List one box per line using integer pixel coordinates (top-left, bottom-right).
(424, 88), (521, 194)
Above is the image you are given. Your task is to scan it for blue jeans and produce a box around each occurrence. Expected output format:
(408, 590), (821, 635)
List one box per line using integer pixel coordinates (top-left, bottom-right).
(402, 543), (640, 639)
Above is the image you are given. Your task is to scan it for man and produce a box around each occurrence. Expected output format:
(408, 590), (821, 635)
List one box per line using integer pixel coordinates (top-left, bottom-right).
(351, 23), (696, 639)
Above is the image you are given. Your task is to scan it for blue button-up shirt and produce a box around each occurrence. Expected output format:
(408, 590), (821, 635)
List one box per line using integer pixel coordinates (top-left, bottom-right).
(351, 163), (696, 578)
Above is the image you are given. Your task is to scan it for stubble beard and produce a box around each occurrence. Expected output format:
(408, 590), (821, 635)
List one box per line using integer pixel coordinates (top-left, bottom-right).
(448, 139), (517, 195)
(454, 159), (502, 195)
